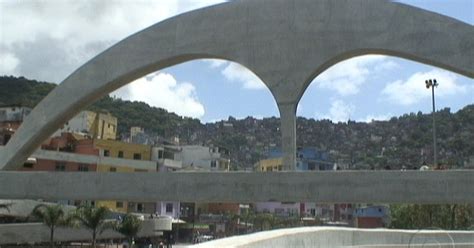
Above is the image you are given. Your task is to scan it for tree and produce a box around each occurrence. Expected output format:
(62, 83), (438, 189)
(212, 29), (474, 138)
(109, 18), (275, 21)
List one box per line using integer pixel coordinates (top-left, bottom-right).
(30, 204), (73, 248)
(390, 204), (473, 230)
(74, 206), (113, 248)
(115, 214), (142, 247)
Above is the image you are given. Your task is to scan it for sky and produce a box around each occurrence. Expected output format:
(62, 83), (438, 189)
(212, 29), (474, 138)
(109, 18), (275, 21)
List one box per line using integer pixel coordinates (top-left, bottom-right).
(0, 0), (473, 123)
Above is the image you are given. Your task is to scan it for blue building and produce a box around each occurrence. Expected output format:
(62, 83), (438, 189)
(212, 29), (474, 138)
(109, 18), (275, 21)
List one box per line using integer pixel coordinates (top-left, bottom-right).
(353, 205), (390, 228)
(267, 147), (334, 171)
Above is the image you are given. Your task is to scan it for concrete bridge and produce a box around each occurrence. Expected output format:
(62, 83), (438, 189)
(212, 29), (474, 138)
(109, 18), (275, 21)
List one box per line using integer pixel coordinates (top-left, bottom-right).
(0, 2), (473, 245)
(0, 0), (473, 171)
(0, 1), (473, 245)
(0, 171), (473, 204)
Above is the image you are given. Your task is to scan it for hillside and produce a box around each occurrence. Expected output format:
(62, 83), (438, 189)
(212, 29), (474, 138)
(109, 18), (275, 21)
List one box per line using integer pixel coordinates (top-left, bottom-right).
(0, 76), (202, 140)
(1, 75), (473, 169)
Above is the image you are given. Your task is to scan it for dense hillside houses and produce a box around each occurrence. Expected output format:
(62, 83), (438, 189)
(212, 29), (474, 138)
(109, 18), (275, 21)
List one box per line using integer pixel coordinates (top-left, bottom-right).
(2, 76), (473, 171)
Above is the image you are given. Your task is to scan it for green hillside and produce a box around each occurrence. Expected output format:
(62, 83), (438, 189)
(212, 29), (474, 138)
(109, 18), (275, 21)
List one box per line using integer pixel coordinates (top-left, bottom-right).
(1, 75), (473, 169)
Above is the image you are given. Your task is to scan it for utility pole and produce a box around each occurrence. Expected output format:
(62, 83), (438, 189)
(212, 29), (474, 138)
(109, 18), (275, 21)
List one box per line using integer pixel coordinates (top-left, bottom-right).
(425, 79), (438, 168)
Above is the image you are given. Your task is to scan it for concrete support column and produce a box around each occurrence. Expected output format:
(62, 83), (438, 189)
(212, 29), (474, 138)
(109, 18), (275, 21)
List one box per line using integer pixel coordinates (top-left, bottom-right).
(278, 102), (297, 171)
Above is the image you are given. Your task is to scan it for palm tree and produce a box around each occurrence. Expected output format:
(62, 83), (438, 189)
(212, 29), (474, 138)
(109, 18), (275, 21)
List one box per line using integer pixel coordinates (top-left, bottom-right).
(74, 206), (113, 248)
(115, 214), (142, 247)
(30, 204), (73, 248)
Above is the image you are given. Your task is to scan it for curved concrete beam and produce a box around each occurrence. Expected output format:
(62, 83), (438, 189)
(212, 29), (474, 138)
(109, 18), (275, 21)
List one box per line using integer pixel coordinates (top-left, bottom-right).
(1, 0), (473, 170)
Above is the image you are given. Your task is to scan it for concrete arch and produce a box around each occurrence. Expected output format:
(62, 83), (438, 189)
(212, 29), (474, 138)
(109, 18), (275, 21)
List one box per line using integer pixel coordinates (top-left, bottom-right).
(1, 0), (473, 170)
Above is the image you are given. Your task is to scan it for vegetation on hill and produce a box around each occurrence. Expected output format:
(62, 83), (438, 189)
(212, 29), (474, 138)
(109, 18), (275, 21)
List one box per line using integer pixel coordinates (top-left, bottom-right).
(1, 75), (473, 169)
(0, 76), (201, 139)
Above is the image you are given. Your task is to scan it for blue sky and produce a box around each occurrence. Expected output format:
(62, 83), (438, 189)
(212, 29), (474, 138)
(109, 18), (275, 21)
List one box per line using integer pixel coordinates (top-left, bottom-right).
(1, 0), (473, 123)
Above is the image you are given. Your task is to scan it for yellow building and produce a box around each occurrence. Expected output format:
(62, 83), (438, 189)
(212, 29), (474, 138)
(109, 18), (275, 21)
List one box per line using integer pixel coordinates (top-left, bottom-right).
(57, 110), (117, 140)
(256, 158), (283, 172)
(93, 139), (153, 212)
(89, 111), (117, 140)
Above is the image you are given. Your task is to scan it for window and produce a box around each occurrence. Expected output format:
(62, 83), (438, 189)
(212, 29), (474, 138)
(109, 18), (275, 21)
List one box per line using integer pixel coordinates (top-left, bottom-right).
(23, 163), (34, 169)
(109, 167), (117, 172)
(158, 150), (164, 159)
(78, 164), (89, 172)
(211, 160), (217, 168)
(137, 203), (144, 212)
(55, 162), (66, 171)
(133, 153), (142, 160)
(116, 202), (124, 208)
(166, 203), (173, 213)
(118, 151), (124, 158)
(103, 150), (110, 157)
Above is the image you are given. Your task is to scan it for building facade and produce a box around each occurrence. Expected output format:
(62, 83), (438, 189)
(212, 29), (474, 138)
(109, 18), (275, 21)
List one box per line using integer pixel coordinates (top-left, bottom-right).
(55, 111), (117, 140)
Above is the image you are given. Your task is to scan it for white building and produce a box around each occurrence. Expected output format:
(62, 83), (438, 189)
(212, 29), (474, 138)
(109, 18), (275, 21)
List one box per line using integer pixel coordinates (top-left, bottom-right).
(0, 106), (31, 123)
(176, 145), (230, 171)
(53, 110), (117, 140)
(255, 202), (300, 217)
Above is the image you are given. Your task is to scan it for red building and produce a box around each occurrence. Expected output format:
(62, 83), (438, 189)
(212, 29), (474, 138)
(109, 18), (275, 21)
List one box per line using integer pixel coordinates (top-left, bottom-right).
(20, 133), (98, 172)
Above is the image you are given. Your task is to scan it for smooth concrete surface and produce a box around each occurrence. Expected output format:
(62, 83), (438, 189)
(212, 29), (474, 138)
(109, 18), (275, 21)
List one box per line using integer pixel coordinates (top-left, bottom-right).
(189, 227), (474, 248)
(0, 171), (473, 203)
(0, 218), (169, 245)
(1, 0), (473, 171)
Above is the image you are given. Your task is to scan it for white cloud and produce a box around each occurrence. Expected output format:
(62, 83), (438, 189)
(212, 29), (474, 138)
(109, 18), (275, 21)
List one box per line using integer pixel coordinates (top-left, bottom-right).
(297, 103), (303, 116)
(221, 62), (266, 90)
(0, 51), (19, 75)
(381, 69), (467, 106)
(204, 59), (267, 90)
(205, 59), (228, 68)
(318, 99), (355, 123)
(0, 0), (225, 82)
(315, 55), (397, 96)
(111, 72), (205, 119)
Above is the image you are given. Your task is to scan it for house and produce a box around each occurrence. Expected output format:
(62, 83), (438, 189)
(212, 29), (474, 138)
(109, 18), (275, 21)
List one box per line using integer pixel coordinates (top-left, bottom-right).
(353, 205), (390, 228)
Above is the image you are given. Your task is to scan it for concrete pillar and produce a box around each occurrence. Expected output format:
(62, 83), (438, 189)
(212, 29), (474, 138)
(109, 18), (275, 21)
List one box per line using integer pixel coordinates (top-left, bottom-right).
(278, 102), (297, 171)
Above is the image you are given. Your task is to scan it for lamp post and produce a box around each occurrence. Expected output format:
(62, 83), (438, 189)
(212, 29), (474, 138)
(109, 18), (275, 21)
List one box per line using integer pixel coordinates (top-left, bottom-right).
(425, 79), (438, 168)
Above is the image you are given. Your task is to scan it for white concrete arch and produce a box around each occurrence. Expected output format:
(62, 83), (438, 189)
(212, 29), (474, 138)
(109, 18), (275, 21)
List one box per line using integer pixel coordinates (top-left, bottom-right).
(1, 0), (473, 170)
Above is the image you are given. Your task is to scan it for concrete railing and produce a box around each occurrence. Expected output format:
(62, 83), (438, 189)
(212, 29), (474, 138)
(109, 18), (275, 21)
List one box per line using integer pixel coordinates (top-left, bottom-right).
(190, 227), (474, 248)
(1, 171), (473, 204)
(0, 217), (171, 245)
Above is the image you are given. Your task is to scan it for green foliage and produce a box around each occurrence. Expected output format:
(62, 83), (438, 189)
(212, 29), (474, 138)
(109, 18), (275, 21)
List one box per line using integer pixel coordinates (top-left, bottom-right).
(115, 214), (142, 246)
(74, 206), (113, 248)
(0, 75), (201, 140)
(1, 75), (473, 169)
(30, 204), (74, 248)
(0, 76), (55, 108)
(390, 204), (473, 230)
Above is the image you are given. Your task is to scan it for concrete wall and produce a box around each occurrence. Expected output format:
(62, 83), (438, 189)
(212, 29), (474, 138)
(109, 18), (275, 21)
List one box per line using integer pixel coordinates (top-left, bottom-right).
(0, 171), (473, 204)
(191, 227), (474, 248)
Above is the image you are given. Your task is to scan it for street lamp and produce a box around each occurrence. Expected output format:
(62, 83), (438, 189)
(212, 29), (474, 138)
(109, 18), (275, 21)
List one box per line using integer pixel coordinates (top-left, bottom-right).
(425, 79), (438, 168)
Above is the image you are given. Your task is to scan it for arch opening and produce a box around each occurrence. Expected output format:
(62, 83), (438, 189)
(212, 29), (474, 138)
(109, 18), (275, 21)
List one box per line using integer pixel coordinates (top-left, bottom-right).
(297, 54), (473, 171)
